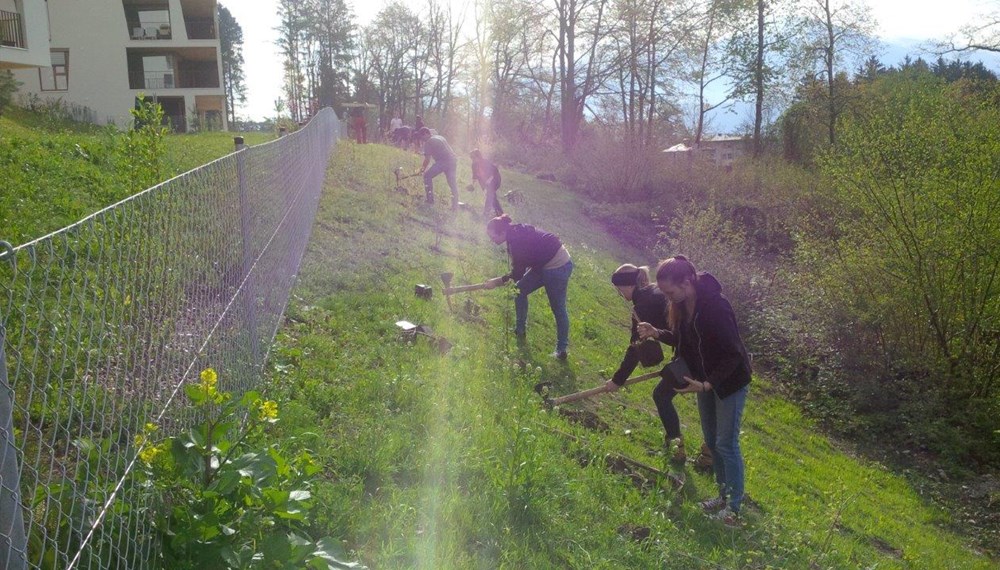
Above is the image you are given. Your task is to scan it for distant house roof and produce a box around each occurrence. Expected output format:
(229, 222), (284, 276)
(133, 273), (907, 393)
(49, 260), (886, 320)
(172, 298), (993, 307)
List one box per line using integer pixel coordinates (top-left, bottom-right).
(662, 143), (693, 153)
(701, 135), (746, 143)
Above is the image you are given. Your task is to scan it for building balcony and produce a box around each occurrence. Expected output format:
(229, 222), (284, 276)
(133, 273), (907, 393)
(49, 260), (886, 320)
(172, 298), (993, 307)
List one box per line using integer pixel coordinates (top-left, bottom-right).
(128, 68), (219, 90)
(184, 18), (215, 40)
(0, 9), (25, 48)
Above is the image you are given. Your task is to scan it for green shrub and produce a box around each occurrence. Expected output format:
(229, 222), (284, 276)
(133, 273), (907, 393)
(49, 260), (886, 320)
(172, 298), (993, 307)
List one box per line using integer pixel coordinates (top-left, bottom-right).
(138, 368), (365, 569)
(0, 70), (19, 116)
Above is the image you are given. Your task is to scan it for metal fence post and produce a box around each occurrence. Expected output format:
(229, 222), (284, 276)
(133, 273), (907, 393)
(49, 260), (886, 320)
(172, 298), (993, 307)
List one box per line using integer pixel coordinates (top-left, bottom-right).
(0, 323), (28, 570)
(235, 137), (262, 371)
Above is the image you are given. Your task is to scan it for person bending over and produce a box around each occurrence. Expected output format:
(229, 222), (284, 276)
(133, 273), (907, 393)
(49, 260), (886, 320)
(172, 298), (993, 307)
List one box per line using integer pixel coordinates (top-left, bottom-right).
(603, 264), (691, 465)
(483, 214), (573, 359)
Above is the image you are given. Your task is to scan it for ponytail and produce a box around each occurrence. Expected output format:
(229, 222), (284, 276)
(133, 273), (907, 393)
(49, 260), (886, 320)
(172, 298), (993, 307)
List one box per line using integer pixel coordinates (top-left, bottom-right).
(612, 263), (650, 288)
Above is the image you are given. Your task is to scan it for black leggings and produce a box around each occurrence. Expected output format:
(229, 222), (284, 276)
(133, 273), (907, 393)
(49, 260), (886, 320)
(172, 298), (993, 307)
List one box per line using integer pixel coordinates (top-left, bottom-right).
(652, 378), (681, 439)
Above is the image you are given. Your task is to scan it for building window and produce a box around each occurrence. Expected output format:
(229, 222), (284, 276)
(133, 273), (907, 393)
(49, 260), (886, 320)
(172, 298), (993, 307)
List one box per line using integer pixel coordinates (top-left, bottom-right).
(39, 49), (69, 91)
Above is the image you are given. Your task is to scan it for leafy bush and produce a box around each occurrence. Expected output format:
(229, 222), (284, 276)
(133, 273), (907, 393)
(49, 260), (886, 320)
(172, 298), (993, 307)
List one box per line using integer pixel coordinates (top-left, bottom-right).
(0, 70), (19, 116)
(138, 369), (365, 569)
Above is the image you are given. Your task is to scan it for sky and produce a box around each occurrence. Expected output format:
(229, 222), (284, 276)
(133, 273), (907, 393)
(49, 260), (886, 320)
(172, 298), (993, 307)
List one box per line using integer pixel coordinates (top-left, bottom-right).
(220, 0), (999, 122)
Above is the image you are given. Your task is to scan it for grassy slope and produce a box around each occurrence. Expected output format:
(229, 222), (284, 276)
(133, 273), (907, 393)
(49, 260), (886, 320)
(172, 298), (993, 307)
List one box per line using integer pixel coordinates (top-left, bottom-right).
(0, 108), (274, 245)
(270, 141), (995, 569)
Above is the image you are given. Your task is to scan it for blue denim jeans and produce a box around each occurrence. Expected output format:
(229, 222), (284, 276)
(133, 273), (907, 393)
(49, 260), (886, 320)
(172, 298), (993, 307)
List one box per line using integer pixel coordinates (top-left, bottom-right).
(698, 385), (748, 512)
(424, 160), (458, 205)
(514, 260), (573, 352)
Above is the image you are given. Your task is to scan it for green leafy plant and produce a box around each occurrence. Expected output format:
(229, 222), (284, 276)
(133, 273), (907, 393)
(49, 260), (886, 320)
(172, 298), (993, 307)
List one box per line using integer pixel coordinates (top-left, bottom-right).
(0, 70), (20, 116)
(139, 368), (365, 569)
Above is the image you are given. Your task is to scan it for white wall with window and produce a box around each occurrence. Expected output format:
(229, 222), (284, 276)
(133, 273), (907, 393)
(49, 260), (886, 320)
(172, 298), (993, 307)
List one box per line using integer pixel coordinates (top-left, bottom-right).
(38, 49), (69, 90)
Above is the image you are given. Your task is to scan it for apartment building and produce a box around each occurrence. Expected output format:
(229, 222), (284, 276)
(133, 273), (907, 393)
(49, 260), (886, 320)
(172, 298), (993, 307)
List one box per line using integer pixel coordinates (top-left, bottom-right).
(0, 0), (51, 69)
(7, 0), (226, 131)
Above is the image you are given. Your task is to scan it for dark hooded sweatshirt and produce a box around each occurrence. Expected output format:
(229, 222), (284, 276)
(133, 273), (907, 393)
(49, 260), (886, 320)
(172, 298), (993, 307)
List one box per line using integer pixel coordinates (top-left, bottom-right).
(612, 285), (668, 385)
(501, 224), (563, 282)
(655, 272), (751, 399)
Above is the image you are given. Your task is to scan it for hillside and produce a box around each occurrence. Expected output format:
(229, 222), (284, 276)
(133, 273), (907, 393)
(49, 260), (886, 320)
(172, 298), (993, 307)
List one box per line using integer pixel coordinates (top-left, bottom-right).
(265, 141), (996, 569)
(0, 108), (274, 246)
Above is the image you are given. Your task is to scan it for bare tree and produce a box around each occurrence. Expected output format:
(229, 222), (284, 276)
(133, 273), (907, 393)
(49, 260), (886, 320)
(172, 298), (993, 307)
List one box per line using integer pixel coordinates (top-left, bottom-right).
(553, 0), (614, 153)
(796, 0), (876, 145)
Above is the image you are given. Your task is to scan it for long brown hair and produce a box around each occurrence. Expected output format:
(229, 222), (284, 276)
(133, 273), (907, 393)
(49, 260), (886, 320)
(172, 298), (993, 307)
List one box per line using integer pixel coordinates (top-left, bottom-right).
(656, 255), (698, 332)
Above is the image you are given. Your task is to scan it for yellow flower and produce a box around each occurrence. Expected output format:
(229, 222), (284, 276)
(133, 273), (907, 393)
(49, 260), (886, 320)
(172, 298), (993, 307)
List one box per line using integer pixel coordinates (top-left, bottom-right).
(144, 423), (158, 433)
(257, 399), (279, 421)
(200, 368), (218, 388)
(139, 445), (162, 465)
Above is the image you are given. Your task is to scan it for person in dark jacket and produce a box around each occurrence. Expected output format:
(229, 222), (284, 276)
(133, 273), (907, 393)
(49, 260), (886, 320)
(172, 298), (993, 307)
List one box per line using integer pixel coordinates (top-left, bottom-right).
(483, 214), (573, 359)
(470, 148), (503, 217)
(637, 255), (752, 525)
(603, 264), (689, 464)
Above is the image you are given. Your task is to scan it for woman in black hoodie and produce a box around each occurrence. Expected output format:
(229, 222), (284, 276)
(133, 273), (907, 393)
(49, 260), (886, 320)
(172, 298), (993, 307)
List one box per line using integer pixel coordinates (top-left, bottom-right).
(603, 264), (691, 465)
(638, 255), (752, 525)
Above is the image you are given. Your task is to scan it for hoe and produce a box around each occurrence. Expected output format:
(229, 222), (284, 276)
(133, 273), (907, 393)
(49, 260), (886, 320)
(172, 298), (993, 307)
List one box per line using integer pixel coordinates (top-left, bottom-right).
(440, 272), (491, 311)
(393, 166), (421, 194)
(540, 370), (661, 408)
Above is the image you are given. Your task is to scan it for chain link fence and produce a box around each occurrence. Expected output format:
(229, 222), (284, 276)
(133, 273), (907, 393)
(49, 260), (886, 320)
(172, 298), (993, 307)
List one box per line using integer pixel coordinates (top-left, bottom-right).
(0, 108), (340, 569)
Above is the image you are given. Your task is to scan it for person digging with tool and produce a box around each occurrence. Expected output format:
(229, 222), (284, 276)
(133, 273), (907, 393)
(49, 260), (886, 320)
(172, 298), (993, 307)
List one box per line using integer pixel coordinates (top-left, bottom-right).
(482, 214), (573, 359)
(603, 264), (707, 468)
(415, 127), (459, 209)
(637, 255), (752, 526)
(470, 148), (503, 217)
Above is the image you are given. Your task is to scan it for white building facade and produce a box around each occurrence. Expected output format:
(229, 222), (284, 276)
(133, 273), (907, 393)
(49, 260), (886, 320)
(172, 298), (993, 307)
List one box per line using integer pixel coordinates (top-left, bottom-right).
(0, 0), (51, 69)
(8, 0), (226, 131)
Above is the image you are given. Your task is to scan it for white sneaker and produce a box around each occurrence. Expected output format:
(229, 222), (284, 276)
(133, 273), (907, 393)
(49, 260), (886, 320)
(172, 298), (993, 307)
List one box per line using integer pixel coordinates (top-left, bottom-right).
(712, 506), (740, 526)
(699, 496), (726, 513)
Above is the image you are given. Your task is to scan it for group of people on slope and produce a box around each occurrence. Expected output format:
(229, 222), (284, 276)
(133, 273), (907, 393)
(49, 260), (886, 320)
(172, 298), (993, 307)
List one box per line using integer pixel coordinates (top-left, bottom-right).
(410, 125), (503, 217)
(481, 216), (751, 525)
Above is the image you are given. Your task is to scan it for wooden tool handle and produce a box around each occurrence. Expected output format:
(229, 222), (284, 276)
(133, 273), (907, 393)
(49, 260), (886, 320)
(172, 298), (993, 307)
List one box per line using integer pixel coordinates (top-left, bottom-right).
(549, 370), (660, 406)
(444, 282), (489, 294)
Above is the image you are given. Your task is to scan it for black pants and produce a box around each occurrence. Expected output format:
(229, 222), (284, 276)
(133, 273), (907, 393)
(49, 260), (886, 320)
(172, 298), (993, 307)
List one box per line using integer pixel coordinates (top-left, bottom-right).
(652, 379), (681, 439)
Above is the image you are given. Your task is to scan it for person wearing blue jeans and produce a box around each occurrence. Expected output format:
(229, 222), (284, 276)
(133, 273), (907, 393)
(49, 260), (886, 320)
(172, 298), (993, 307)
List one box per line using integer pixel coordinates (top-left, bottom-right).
(483, 214), (573, 358)
(638, 255), (752, 525)
(697, 384), (748, 516)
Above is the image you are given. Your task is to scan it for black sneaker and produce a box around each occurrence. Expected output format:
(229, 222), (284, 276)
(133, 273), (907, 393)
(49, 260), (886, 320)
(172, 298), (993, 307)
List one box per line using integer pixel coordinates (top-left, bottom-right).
(551, 350), (568, 360)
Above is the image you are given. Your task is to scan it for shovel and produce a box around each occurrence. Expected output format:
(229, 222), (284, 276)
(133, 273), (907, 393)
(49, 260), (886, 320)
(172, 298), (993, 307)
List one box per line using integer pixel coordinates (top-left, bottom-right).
(544, 370), (661, 407)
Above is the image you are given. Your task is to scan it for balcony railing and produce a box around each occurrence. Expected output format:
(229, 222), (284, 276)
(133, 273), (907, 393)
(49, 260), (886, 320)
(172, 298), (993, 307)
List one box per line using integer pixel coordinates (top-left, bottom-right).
(185, 18), (216, 40)
(0, 9), (25, 48)
(129, 69), (219, 90)
(127, 20), (171, 40)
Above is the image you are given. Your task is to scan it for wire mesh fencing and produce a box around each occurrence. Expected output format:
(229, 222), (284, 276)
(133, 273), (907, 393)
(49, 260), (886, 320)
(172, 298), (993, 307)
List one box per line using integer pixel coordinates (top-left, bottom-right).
(0, 108), (340, 570)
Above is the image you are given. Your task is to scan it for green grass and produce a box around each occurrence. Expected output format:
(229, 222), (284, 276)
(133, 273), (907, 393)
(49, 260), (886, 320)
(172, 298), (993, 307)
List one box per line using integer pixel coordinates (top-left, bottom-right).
(266, 141), (997, 569)
(0, 107), (275, 245)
